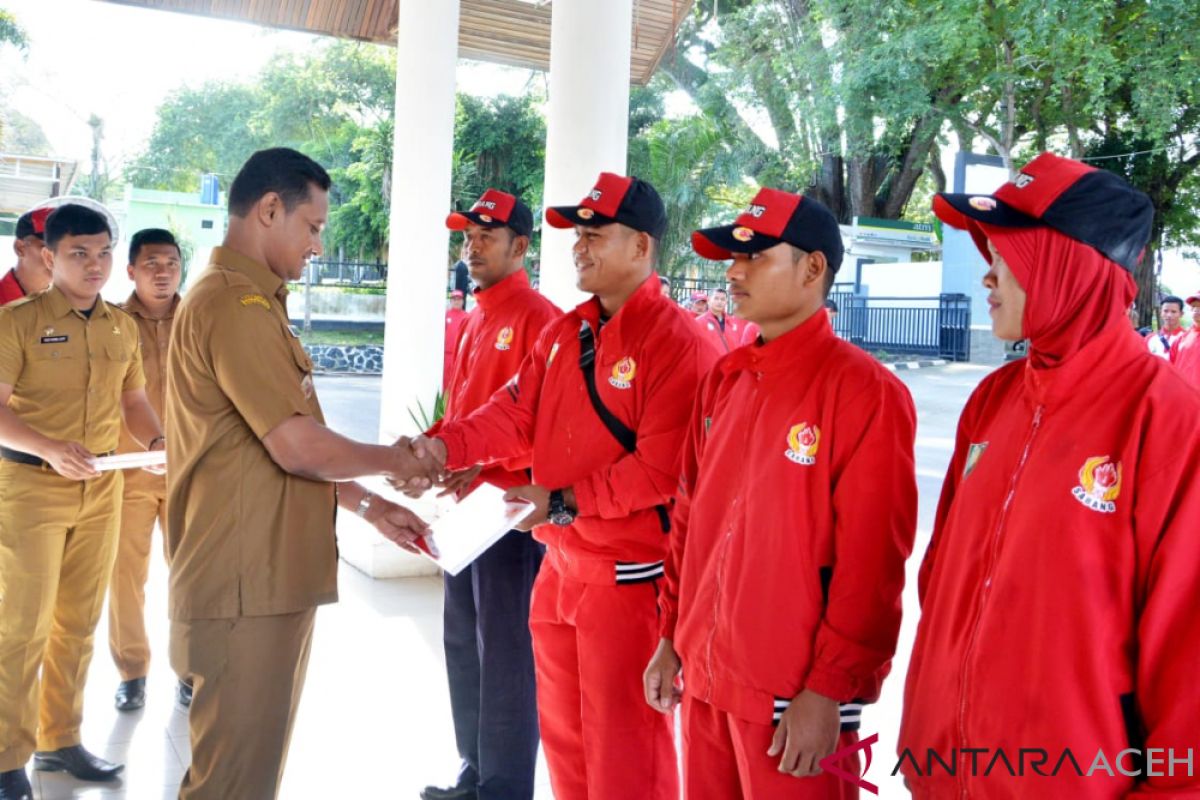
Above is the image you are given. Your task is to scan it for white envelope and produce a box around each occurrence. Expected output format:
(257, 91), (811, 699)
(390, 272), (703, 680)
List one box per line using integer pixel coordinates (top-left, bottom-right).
(414, 483), (536, 576)
(92, 451), (167, 472)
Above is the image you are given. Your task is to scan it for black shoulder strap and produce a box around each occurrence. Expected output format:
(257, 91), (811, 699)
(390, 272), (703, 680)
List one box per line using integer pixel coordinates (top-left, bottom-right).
(577, 320), (672, 533)
(578, 320), (637, 453)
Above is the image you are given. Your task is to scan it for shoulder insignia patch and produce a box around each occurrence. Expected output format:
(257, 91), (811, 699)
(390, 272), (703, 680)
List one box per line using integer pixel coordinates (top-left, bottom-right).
(240, 293), (271, 310)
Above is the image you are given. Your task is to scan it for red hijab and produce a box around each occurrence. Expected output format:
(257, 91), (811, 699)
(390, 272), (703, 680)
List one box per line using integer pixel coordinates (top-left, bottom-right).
(974, 223), (1137, 370)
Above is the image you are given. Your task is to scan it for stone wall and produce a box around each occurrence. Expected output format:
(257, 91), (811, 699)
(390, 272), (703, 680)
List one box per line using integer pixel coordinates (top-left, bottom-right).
(305, 345), (383, 374)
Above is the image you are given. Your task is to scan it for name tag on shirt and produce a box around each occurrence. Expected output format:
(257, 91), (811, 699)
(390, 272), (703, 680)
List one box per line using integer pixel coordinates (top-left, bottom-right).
(40, 335), (68, 344)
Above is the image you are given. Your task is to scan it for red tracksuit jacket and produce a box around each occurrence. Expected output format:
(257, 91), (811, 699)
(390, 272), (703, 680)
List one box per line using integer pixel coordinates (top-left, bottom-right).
(900, 321), (1200, 798)
(0, 269), (26, 306)
(661, 310), (918, 725)
(443, 307), (469, 387)
(1169, 327), (1200, 392)
(694, 311), (746, 354)
(432, 270), (559, 492)
(437, 273), (718, 567)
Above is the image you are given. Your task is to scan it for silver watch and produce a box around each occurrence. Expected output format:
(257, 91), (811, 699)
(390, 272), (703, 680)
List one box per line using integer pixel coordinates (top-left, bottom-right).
(356, 491), (375, 518)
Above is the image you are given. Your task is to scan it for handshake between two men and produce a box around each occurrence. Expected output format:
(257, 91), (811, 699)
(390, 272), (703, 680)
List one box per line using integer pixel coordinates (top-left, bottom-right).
(387, 435), (561, 533)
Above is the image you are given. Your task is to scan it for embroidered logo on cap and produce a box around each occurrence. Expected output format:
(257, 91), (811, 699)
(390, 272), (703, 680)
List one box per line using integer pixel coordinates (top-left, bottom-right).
(589, 190), (603, 202)
(578, 208), (595, 220)
(609, 357), (637, 389)
(495, 327), (514, 351)
(785, 423), (820, 465)
(1014, 173), (1035, 189)
(732, 226), (755, 242)
(479, 214), (493, 223)
(746, 204), (767, 218)
(968, 197), (997, 212)
(477, 201), (497, 210)
(1071, 456), (1121, 513)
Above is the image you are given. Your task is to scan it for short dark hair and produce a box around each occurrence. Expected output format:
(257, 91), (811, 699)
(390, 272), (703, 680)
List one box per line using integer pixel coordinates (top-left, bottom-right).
(45, 204), (111, 250)
(1162, 295), (1184, 311)
(129, 228), (180, 264)
(228, 148), (332, 218)
(711, 287), (728, 297)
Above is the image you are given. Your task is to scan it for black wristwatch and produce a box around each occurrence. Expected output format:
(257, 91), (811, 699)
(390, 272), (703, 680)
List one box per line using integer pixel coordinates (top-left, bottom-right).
(548, 489), (576, 527)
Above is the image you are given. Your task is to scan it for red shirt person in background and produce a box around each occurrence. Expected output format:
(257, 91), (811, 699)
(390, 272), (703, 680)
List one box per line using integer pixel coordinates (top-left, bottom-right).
(647, 188), (917, 799)
(1169, 292), (1200, 390)
(694, 287), (746, 353)
(0, 207), (53, 306)
(900, 153), (1200, 798)
(1146, 295), (1185, 359)
(443, 290), (468, 388)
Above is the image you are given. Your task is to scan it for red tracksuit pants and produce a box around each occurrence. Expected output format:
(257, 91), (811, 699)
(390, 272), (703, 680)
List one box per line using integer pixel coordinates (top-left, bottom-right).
(529, 558), (678, 800)
(682, 695), (861, 800)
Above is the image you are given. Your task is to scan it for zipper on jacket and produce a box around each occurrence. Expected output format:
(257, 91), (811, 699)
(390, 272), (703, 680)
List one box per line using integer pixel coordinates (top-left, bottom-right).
(702, 372), (761, 703)
(704, 513), (736, 703)
(955, 405), (1043, 799)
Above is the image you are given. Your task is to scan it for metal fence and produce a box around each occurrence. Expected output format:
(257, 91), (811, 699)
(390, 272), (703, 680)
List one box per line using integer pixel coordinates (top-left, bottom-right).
(832, 293), (972, 362)
(304, 260), (387, 285)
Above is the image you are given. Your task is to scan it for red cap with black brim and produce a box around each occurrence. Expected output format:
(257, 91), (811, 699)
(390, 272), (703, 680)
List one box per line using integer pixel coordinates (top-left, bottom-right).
(446, 188), (534, 238)
(932, 151), (1154, 273)
(692, 187), (845, 273)
(545, 172), (668, 239)
(15, 206), (53, 240)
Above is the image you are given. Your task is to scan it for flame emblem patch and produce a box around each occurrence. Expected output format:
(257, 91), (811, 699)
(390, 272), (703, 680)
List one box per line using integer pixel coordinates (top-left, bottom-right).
(1071, 456), (1122, 514)
(495, 327), (514, 351)
(785, 423), (820, 465)
(609, 357), (637, 389)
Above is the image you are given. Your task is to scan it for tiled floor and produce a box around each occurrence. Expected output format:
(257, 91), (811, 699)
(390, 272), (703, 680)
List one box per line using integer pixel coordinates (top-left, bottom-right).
(21, 365), (987, 799)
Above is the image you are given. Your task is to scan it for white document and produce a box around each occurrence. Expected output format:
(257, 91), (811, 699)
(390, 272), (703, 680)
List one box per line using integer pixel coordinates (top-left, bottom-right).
(92, 451), (167, 472)
(417, 483), (536, 576)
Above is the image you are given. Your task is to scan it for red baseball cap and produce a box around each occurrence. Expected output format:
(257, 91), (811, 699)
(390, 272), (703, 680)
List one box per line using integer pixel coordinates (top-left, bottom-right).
(692, 188), (845, 272)
(545, 172), (667, 238)
(932, 152), (1153, 273)
(1186, 292), (1200, 307)
(449, 289), (465, 298)
(446, 189), (534, 237)
(15, 206), (52, 240)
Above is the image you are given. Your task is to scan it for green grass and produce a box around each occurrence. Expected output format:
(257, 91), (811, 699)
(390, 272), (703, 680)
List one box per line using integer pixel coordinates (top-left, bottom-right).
(300, 329), (385, 346)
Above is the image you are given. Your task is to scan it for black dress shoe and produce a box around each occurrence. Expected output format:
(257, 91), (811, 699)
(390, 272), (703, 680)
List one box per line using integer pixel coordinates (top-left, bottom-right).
(177, 679), (193, 707)
(33, 745), (123, 781)
(0, 768), (32, 800)
(114, 676), (147, 711)
(420, 783), (479, 800)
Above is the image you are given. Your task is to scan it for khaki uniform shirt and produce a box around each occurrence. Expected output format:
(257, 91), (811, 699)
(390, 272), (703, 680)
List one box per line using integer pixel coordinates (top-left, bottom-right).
(165, 247), (337, 621)
(117, 294), (178, 489)
(0, 286), (144, 452)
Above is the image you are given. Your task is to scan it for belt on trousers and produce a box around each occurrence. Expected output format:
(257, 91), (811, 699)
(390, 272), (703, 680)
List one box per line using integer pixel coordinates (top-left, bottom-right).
(0, 446), (115, 468)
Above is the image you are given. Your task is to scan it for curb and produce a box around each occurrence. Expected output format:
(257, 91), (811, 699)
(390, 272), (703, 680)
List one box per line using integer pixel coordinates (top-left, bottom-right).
(883, 359), (948, 372)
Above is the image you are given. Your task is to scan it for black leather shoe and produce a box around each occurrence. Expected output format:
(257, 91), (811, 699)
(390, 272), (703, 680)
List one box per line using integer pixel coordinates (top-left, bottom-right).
(177, 679), (193, 707)
(420, 784), (479, 800)
(0, 768), (32, 800)
(33, 745), (123, 781)
(114, 677), (146, 711)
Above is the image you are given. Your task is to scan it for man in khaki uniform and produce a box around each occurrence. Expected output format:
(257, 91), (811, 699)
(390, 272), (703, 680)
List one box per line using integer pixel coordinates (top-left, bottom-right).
(0, 204), (166, 800)
(108, 228), (183, 712)
(166, 148), (437, 800)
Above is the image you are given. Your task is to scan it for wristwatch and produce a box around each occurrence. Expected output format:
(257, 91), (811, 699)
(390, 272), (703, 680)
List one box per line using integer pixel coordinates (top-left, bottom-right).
(356, 491), (375, 519)
(548, 489), (576, 527)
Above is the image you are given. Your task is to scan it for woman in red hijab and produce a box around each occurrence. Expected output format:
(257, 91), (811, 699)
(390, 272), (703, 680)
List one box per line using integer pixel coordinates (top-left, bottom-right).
(899, 153), (1200, 799)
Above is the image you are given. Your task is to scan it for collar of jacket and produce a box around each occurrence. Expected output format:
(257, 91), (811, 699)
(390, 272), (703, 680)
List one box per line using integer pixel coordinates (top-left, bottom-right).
(574, 271), (665, 351)
(123, 291), (180, 320)
(1022, 318), (1147, 409)
(210, 246), (286, 301)
(473, 268), (531, 314)
(720, 305), (834, 377)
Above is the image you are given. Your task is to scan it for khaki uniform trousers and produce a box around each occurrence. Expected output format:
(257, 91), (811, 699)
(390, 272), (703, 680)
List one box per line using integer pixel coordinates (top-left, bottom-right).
(107, 471), (167, 680)
(0, 463), (122, 771)
(170, 608), (316, 800)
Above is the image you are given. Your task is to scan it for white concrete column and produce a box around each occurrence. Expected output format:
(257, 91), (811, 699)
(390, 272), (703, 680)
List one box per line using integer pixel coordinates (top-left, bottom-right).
(539, 0), (634, 309)
(379, 0), (461, 443)
(344, 0), (459, 579)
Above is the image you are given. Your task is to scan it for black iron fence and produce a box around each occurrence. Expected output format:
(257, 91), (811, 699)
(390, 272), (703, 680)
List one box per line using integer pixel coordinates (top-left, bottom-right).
(832, 293), (971, 362)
